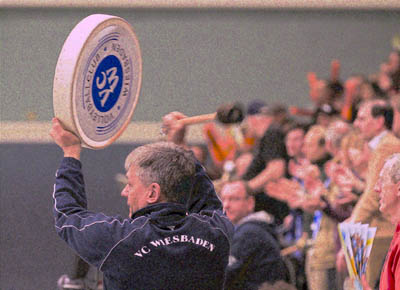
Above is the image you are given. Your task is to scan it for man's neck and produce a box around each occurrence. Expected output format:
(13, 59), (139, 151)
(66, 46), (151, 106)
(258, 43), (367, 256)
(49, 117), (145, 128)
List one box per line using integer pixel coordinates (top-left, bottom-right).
(390, 208), (400, 225)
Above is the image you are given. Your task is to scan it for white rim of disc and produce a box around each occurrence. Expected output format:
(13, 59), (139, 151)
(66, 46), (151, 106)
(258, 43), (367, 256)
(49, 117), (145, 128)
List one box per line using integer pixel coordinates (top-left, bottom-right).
(53, 14), (142, 149)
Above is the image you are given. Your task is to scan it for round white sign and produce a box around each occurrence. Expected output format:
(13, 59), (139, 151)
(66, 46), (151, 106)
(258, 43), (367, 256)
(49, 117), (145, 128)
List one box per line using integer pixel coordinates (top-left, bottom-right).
(53, 14), (142, 149)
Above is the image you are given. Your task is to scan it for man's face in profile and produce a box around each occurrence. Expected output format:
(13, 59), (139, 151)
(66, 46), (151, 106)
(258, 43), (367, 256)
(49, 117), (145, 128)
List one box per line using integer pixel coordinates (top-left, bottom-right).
(121, 165), (150, 216)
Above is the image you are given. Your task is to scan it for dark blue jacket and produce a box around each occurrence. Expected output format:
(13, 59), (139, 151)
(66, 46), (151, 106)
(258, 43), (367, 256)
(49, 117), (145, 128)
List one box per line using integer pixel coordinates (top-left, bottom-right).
(225, 212), (287, 290)
(53, 157), (234, 290)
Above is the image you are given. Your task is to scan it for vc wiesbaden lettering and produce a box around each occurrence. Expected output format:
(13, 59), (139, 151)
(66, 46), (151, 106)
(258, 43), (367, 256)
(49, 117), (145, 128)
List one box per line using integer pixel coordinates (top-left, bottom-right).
(134, 235), (215, 258)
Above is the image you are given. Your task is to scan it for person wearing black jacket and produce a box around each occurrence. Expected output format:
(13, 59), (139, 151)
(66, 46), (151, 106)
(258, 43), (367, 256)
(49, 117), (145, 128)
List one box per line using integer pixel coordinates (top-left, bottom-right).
(50, 118), (234, 290)
(220, 181), (287, 290)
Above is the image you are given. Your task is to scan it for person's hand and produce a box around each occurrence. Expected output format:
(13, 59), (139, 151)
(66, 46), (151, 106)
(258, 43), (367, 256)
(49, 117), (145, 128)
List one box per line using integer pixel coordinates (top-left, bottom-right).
(334, 190), (358, 206)
(301, 195), (324, 213)
(265, 180), (282, 200)
(265, 178), (302, 203)
(49, 118), (81, 159)
(324, 160), (339, 180)
(344, 78), (359, 98)
(361, 274), (372, 290)
(282, 214), (294, 231)
(347, 143), (370, 170)
(161, 111), (187, 146)
(303, 172), (324, 197)
(330, 59), (341, 82)
(287, 194), (303, 209)
(333, 165), (355, 191)
(288, 158), (311, 180)
(336, 249), (347, 273)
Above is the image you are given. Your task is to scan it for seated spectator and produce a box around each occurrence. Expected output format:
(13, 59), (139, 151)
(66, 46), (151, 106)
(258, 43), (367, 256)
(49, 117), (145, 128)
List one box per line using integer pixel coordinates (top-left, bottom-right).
(221, 181), (288, 290)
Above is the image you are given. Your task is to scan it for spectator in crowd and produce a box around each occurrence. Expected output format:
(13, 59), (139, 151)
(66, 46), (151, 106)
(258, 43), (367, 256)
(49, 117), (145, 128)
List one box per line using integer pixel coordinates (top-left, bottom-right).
(342, 99), (400, 286)
(242, 104), (290, 225)
(302, 120), (352, 290)
(337, 131), (370, 197)
(221, 180), (288, 290)
(264, 123), (308, 248)
(281, 123), (307, 240)
(362, 153), (400, 290)
(243, 99), (269, 147)
(301, 125), (331, 178)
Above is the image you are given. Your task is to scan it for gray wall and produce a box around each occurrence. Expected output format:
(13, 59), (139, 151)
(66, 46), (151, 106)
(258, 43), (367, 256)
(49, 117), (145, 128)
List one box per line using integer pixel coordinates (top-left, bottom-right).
(0, 143), (134, 290)
(0, 7), (400, 290)
(1, 8), (399, 122)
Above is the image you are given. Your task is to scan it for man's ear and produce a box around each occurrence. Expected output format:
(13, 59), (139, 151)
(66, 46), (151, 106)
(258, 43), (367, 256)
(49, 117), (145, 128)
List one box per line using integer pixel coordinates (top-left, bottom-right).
(248, 195), (256, 212)
(376, 115), (385, 129)
(147, 183), (162, 204)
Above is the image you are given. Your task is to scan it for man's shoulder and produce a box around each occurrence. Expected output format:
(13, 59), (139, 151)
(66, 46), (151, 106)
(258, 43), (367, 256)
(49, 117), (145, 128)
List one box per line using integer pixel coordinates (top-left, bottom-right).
(236, 212), (276, 237)
(379, 132), (400, 147)
(237, 211), (274, 226)
(180, 210), (234, 245)
(371, 133), (400, 164)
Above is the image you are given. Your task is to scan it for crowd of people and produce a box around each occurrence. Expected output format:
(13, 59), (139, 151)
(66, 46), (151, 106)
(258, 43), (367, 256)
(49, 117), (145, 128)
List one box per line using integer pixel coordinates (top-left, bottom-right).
(53, 49), (400, 290)
(162, 49), (400, 290)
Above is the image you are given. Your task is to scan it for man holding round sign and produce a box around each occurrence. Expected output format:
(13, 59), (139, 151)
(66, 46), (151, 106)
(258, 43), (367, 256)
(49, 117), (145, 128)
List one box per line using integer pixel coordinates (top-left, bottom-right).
(50, 117), (233, 289)
(51, 14), (233, 289)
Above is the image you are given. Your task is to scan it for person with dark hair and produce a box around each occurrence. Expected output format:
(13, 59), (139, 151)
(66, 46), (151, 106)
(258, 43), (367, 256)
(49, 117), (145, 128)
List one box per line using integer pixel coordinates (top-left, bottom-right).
(50, 117), (234, 290)
(281, 123), (307, 242)
(370, 102), (394, 130)
(242, 105), (290, 225)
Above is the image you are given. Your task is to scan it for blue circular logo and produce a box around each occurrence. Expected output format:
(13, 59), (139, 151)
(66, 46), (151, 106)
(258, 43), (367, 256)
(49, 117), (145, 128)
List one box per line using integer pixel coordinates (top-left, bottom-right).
(92, 55), (123, 112)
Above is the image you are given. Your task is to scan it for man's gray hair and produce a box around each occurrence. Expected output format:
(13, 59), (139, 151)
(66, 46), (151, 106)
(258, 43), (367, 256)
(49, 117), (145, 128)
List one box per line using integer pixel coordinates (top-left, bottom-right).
(383, 153), (400, 184)
(125, 142), (197, 203)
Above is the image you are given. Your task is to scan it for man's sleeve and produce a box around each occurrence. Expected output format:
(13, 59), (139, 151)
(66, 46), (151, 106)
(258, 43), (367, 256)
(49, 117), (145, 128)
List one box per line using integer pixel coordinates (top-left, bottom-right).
(53, 157), (144, 268)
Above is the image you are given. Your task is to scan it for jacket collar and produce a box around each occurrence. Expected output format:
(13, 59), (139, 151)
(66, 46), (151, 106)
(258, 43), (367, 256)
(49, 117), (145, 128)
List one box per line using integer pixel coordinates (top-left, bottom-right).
(236, 211), (274, 226)
(131, 203), (188, 227)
